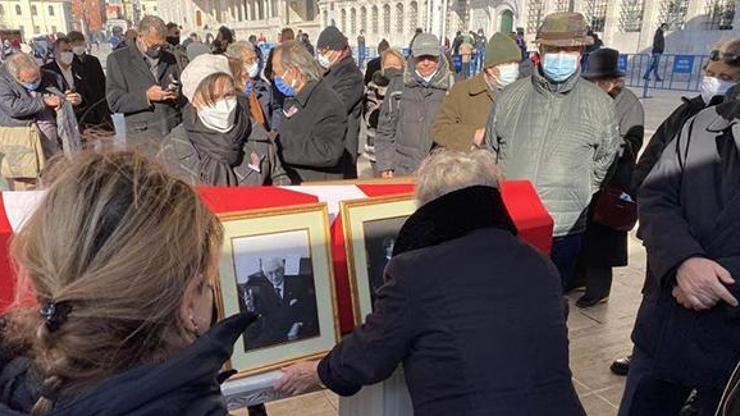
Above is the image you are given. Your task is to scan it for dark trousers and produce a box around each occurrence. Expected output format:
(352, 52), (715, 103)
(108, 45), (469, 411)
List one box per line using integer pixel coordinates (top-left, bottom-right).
(618, 347), (723, 416)
(551, 234), (584, 291)
(582, 265), (613, 299)
(643, 53), (662, 80)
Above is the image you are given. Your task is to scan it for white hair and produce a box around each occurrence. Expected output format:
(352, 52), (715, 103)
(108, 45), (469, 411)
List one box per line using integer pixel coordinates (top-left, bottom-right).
(415, 149), (502, 206)
(4, 53), (39, 80)
(225, 41), (257, 59)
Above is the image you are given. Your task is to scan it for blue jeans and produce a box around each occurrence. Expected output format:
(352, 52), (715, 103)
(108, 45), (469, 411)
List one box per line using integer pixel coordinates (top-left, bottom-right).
(358, 47), (366, 68)
(643, 53), (662, 80)
(618, 347), (723, 416)
(551, 234), (584, 291)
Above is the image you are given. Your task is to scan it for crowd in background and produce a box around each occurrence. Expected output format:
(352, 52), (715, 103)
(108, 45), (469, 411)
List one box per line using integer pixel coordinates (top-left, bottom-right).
(0, 9), (738, 416)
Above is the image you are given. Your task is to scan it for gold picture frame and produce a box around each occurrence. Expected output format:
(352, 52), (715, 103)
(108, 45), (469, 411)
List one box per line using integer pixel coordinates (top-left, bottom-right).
(340, 194), (417, 325)
(216, 203), (340, 380)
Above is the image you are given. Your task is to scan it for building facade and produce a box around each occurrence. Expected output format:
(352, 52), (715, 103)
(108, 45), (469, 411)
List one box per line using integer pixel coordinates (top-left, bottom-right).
(157, 0), (737, 53)
(159, 0), (321, 42)
(0, 0), (73, 40)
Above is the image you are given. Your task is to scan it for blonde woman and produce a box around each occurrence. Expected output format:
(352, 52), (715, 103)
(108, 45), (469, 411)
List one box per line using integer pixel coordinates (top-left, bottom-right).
(0, 151), (256, 415)
(363, 48), (405, 175)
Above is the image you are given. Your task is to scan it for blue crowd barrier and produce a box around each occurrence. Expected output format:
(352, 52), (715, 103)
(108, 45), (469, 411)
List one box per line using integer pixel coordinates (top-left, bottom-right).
(620, 53), (708, 95)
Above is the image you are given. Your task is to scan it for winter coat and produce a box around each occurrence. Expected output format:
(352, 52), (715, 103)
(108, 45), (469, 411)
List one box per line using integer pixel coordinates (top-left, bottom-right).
(632, 95), (717, 192)
(318, 186), (585, 416)
(363, 57), (381, 85)
(652, 28), (665, 54)
(0, 314), (256, 416)
(363, 68), (402, 164)
(253, 77), (273, 129)
(157, 101), (290, 187)
(41, 60), (87, 121)
(431, 73), (495, 151)
(105, 44), (184, 153)
(0, 319), (41, 415)
(276, 78), (347, 183)
(374, 59), (452, 176)
(632, 99), (740, 393)
(322, 55), (364, 179)
(73, 53), (110, 126)
(581, 87), (644, 267)
(0, 67), (60, 128)
(484, 68), (621, 237)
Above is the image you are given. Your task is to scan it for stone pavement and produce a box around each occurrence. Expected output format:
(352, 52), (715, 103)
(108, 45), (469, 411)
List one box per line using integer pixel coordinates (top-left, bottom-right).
(230, 88), (696, 416)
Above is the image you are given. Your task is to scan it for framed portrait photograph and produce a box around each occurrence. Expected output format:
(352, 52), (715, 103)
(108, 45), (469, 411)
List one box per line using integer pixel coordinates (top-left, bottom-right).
(216, 203), (339, 379)
(340, 194), (417, 324)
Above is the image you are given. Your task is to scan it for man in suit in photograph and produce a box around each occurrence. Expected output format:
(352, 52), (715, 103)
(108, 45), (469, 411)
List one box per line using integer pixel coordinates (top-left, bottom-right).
(239, 257), (319, 350)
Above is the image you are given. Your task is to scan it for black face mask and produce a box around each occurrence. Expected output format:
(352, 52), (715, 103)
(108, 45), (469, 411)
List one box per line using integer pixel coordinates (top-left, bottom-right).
(166, 36), (180, 47)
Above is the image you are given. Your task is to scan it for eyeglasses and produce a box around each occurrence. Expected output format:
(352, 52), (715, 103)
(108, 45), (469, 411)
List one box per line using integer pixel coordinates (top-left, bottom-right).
(709, 50), (740, 67)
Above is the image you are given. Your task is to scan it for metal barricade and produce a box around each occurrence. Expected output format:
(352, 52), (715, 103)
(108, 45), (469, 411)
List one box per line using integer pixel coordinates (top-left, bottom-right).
(621, 53), (708, 96)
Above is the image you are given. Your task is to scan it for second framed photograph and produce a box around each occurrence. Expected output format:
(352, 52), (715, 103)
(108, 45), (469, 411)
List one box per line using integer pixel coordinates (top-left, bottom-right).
(216, 203), (339, 379)
(340, 193), (417, 324)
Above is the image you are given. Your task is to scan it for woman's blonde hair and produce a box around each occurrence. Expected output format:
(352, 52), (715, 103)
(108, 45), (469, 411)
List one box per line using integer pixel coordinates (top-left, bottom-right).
(6, 151), (223, 415)
(381, 48), (406, 71)
(193, 72), (235, 108)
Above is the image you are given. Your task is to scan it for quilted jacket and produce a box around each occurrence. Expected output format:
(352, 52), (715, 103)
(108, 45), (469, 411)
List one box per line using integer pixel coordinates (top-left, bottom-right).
(484, 68), (621, 237)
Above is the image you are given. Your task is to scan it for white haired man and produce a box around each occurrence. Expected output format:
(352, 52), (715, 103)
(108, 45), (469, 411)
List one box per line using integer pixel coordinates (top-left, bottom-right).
(272, 40), (348, 183)
(276, 149), (585, 415)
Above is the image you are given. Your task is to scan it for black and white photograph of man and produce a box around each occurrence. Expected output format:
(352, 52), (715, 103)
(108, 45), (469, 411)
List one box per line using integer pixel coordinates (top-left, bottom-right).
(233, 230), (320, 351)
(363, 216), (408, 307)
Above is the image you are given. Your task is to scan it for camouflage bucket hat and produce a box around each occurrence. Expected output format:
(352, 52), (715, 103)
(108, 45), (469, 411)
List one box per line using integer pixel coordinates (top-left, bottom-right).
(536, 12), (594, 47)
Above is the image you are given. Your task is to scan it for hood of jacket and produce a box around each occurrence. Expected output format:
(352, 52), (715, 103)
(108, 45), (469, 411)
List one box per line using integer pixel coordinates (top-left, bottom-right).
(50, 313), (256, 416)
(402, 56), (452, 90)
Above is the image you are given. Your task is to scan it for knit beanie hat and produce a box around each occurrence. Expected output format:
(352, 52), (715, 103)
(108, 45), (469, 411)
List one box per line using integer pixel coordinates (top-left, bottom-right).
(181, 54), (232, 102)
(317, 26), (349, 51)
(484, 33), (522, 68)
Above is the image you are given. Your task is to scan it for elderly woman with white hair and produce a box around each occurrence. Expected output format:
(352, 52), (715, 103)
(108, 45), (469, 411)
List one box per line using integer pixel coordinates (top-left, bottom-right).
(276, 149), (585, 415)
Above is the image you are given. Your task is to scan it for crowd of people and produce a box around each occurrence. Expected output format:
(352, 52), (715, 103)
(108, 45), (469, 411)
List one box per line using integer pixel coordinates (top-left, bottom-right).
(0, 8), (738, 416)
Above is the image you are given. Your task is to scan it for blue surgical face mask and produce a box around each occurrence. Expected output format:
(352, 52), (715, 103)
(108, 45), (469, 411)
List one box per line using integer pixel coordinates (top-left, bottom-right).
(274, 75), (296, 97)
(23, 78), (41, 91)
(542, 52), (579, 82)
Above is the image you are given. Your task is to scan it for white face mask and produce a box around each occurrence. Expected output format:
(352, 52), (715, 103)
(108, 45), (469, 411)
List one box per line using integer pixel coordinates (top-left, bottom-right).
(59, 52), (74, 66)
(317, 53), (332, 69)
(72, 46), (86, 56)
(700, 76), (734, 105)
(197, 97), (238, 133)
(494, 63), (520, 88)
(246, 62), (259, 79)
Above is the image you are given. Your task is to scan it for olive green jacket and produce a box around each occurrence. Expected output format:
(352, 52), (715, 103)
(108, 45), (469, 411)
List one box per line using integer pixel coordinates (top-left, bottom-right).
(432, 74), (495, 151)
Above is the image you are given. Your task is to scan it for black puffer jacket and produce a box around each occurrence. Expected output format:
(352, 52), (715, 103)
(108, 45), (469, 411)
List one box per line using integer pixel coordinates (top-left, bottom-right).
(0, 313), (256, 416)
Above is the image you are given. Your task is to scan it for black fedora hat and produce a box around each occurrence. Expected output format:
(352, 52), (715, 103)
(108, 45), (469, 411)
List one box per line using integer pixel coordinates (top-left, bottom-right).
(583, 48), (624, 79)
